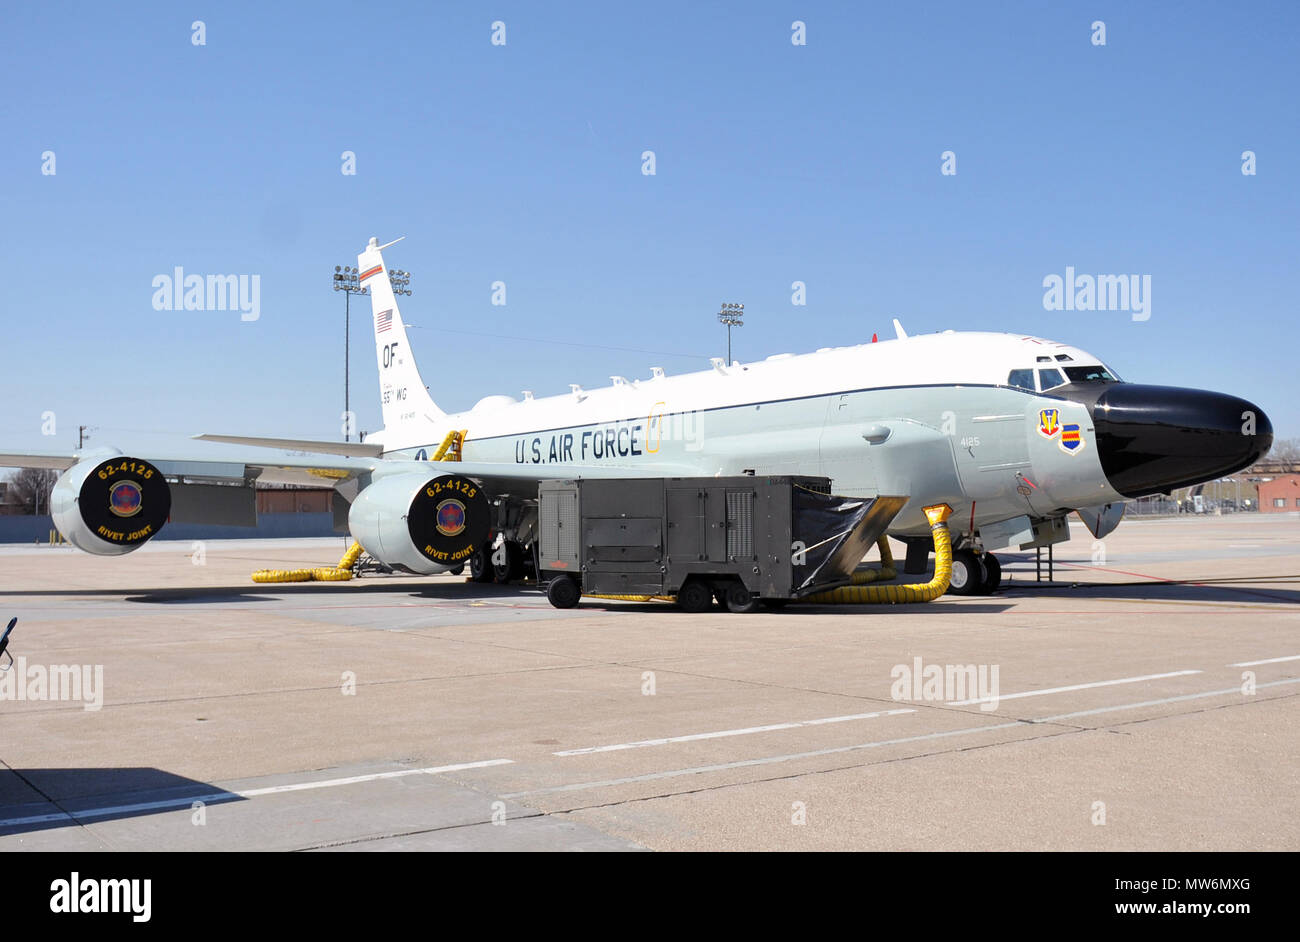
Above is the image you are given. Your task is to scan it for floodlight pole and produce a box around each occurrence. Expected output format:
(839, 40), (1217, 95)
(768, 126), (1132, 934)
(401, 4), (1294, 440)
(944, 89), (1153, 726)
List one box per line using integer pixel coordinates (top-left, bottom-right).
(717, 302), (744, 363)
(333, 266), (368, 442)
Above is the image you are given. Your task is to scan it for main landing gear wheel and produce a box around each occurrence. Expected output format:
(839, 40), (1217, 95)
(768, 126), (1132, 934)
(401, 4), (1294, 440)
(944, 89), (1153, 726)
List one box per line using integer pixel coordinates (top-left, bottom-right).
(469, 543), (495, 583)
(493, 540), (524, 583)
(976, 553), (1001, 594)
(723, 581), (764, 614)
(946, 549), (986, 596)
(546, 575), (580, 609)
(676, 579), (714, 613)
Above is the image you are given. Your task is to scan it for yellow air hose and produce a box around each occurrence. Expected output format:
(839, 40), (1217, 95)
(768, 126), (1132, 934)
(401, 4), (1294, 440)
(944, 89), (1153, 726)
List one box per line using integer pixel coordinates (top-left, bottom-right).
(586, 594), (675, 603)
(848, 536), (898, 584)
(252, 540), (364, 583)
(802, 503), (953, 604)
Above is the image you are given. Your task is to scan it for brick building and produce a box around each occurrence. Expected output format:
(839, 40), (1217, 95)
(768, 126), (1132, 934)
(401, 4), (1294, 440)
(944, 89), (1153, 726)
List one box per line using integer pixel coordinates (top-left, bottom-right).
(1257, 474), (1300, 513)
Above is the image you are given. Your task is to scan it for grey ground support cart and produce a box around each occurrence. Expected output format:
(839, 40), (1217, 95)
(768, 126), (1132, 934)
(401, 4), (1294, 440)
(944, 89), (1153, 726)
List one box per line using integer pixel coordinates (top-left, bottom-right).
(537, 476), (906, 612)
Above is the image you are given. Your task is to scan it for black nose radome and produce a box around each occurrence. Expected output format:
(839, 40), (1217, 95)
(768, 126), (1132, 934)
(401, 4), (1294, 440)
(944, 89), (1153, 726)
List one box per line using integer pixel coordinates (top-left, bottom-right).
(1090, 385), (1272, 497)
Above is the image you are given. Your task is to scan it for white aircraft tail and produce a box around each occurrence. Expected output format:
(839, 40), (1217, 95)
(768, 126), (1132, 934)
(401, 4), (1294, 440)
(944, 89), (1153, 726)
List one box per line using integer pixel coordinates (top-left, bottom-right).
(357, 238), (445, 442)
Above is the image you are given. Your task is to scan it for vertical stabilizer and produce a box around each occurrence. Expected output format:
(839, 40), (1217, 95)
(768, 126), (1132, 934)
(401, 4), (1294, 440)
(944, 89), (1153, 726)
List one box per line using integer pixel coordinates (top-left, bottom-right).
(357, 238), (444, 446)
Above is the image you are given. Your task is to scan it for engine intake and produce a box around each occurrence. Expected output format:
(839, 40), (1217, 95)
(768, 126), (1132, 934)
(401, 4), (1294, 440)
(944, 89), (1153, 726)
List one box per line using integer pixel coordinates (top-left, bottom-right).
(349, 472), (490, 574)
(51, 456), (172, 556)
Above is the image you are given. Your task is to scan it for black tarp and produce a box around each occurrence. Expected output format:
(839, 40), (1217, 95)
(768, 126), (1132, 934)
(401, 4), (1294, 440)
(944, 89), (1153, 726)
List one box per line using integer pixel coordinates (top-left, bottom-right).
(790, 487), (907, 595)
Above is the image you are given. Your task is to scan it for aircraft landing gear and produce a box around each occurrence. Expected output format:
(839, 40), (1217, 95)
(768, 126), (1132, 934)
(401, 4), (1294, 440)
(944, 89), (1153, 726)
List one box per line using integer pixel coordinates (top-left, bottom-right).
(947, 549), (985, 596)
(979, 552), (1002, 594)
(493, 540), (525, 583)
(947, 549), (1001, 595)
(469, 543), (496, 583)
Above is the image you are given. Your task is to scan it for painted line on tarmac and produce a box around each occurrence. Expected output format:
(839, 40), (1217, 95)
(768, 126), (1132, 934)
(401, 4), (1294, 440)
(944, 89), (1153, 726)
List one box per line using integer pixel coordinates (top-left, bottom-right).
(0, 758), (514, 830)
(234, 759), (516, 796)
(1230, 654), (1300, 667)
(946, 670), (1201, 706)
(1029, 677), (1300, 722)
(553, 709), (915, 756)
(510, 722), (1030, 796)
(506, 678), (1300, 799)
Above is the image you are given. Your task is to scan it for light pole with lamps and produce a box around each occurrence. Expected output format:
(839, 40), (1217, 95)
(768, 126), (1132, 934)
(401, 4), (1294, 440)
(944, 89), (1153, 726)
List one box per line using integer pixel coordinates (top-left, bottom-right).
(332, 266), (367, 442)
(718, 302), (744, 364)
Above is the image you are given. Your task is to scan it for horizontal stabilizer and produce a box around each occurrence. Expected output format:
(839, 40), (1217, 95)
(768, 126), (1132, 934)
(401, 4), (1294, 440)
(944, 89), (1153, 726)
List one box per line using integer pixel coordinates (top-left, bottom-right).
(194, 434), (385, 458)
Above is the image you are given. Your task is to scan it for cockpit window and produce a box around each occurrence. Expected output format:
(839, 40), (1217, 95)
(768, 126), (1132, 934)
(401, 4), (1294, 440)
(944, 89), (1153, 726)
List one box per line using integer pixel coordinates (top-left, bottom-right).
(1037, 368), (1066, 391)
(1062, 365), (1121, 383)
(1006, 369), (1035, 391)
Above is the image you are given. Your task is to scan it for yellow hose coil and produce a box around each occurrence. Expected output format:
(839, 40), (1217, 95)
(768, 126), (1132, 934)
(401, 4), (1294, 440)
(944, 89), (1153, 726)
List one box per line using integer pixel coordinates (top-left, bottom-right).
(251, 541), (363, 584)
(803, 504), (953, 604)
(849, 536), (897, 584)
(585, 594), (676, 602)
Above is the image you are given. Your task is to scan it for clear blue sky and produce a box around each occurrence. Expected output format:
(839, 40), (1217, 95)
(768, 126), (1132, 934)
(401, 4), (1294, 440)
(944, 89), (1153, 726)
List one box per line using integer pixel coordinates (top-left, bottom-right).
(2, 0), (1296, 460)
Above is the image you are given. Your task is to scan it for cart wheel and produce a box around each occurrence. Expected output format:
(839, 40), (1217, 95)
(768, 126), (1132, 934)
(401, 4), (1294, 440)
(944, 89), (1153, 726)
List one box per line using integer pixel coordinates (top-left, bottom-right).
(676, 579), (714, 613)
(724, 581), (764, 614)
(546, 576), (581, 609)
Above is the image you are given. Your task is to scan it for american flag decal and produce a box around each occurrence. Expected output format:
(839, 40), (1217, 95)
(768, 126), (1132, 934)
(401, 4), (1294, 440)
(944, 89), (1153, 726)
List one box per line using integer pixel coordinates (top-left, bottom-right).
(376, 309), (393, 333)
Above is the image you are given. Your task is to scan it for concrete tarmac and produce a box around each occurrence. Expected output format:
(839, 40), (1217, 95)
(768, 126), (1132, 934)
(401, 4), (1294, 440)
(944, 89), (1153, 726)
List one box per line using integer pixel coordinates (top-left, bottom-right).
(1, 514), (1297, 851)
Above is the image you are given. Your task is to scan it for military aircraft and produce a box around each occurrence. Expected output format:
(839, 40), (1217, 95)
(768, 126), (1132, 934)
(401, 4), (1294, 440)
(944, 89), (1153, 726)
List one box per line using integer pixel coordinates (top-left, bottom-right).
(2, 237), (1272, 596)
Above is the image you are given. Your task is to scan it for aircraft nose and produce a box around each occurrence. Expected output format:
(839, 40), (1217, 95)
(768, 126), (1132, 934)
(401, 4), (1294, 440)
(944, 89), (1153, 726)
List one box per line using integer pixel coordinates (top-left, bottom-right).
(1091, 385), (1273, 497)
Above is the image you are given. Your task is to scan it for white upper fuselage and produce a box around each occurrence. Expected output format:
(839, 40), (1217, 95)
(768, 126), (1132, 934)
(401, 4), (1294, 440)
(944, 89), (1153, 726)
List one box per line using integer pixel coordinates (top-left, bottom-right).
(372, 331), (1108, 450)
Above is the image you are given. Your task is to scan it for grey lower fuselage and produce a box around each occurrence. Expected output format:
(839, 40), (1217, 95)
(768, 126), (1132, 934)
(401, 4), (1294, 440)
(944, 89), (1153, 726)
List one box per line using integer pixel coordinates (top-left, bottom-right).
(384, 383), (1122, 539)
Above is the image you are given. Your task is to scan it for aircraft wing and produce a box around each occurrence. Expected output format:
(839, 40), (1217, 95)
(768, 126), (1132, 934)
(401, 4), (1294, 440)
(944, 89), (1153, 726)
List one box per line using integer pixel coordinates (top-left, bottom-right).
(0, 445), (694, 497)
(193, 434), (385, 458)
(191, 433), (700, 493)
(0, 452), (80, 471)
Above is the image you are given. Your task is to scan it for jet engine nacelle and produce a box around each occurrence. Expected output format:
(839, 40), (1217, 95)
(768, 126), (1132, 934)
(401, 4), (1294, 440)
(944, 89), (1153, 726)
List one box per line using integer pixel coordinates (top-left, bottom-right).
(349, 471), (491, 574)
(50, 455), (172, 556)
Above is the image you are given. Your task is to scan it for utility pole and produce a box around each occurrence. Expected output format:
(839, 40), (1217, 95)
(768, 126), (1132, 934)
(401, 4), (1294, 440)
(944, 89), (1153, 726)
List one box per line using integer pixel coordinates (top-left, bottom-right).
(78, 425), (96, 450)
(718, 302), (744, 363)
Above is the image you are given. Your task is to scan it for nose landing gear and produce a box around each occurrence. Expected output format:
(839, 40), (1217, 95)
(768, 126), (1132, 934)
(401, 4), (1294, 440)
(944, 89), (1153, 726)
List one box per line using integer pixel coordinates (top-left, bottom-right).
(947, 548), (1001, 595)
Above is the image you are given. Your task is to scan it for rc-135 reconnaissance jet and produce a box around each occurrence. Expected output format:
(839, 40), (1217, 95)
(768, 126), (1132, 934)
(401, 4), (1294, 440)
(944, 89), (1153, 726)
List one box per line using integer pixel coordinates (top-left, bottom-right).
(2, 237), (1272, 596)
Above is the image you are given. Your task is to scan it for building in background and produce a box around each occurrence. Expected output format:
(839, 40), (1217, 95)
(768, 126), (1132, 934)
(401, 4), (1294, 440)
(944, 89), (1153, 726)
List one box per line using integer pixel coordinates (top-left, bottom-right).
(0, 483), (339, 542)
(1257, 474), (1300, 513)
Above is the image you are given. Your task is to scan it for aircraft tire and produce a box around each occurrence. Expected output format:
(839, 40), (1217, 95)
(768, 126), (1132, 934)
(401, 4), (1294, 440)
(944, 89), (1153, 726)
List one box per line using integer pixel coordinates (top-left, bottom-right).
(947, 549), (985, 596)
(493, 540), (524, 583)
(977, 553), (1002, 594)
(469, 543), (496, 583)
